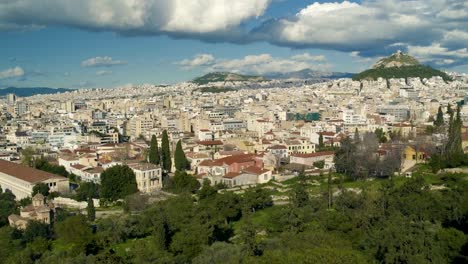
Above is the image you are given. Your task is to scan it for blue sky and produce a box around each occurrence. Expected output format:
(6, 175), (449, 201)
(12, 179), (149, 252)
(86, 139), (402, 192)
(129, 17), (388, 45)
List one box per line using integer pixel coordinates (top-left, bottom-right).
(0, 0), (467, 88)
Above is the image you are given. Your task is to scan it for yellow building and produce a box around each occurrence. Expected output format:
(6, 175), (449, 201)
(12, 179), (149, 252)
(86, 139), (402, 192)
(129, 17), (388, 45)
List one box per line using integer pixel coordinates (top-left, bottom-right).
(462, 132), (468, 153)
(403, 146), (426, 162)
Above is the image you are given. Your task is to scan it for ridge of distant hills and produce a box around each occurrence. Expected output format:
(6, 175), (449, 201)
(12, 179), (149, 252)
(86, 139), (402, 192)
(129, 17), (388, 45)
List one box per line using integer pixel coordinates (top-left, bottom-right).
(265, 69), (355, 80)
(353, 51), (452, 81)
(192, 72), (266, 85)
(0, 87), (74, 97)
(192, 70), (355, 84)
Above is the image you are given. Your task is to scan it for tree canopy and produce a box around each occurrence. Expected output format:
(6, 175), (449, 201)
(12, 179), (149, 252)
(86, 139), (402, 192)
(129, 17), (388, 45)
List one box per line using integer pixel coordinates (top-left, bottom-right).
(100, 165), (138, 201)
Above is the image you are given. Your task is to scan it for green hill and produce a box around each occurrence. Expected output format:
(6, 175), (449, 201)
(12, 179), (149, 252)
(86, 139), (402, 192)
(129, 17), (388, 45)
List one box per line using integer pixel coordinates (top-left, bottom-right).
(353, 51), (451, 82)
(192, 72), (266, 85)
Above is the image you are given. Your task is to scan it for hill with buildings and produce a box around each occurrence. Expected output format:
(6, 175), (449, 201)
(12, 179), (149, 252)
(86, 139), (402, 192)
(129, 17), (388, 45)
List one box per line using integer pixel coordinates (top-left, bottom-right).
(192, 72), (266, 85)
(265, 69), (354, 80)
(0, 87), (74, 97)
(353, 51), (452, 82)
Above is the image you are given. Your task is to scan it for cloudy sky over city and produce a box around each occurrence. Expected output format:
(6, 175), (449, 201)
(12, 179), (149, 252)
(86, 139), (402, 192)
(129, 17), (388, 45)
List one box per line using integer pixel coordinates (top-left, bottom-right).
(1, 0), (467, 88)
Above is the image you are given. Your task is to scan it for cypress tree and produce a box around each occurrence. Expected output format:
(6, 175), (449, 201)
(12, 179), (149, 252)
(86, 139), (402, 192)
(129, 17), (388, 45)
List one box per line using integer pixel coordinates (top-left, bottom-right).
(318, 133), (324, 150)
(161, 130), (172, 172)
(148, 135), (160, 165)
(354, 128), (360, 143)
(87, 197), (96, 222)
(434, 106), (444, 128)
(174, 140), (188, 171)
(453, 106), (463, 155)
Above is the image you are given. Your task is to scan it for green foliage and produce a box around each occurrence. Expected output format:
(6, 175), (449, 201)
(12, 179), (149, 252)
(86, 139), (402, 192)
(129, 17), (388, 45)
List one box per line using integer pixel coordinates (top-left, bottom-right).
(434, 106), (444, 127)
(167, 171), (200, 194)
(54, 215), (94, 256)
(32, 183), (49, 197)
(100, 165), (138, 201)
(353, 65), (452, 82)
(0, 188), (17, 227)
(193, 242), (244, 264)
(34, 158), (69, 177)
(161, 130), (172, 173)
(21, 147), (36, 167)
(318, 133), (324, 150)
(87, 198), (96, 222)
(75, 182), (100, 201)
(243, 186), (273, 213)
(374, 128), (387, 143)
(313, 160), (325, 169)
(148, 135), (160, 165)
(431, 105), (467, 172)
(0, 169), (467, 263)
(198, 179), (217, 200)
(196, 87), (237, 93)
(174, 140), (189, 171)
(22, 220), (51, 243)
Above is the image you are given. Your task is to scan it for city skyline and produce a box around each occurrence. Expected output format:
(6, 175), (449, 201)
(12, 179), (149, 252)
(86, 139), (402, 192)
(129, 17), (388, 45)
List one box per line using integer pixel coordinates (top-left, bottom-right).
(1, 0), (468, 89)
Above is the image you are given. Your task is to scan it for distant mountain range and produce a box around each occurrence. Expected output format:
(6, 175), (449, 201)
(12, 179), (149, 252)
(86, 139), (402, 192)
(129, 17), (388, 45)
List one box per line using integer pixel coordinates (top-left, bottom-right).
(0, 87), (74, 97)
(192, 72), (266, 85)
(264, 69), (355, 80)
(353, 51), (452, 81)
(192, 70), (355, 84)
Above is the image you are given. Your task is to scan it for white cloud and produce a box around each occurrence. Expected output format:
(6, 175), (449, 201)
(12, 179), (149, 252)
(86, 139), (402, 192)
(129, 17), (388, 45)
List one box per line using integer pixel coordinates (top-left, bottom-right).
(265, 1), (430, 49)
(0, 0), (270, 34)
(0, 66), (24, 79)
(178, 53), (329, 74)
(408, 43), (468, 61)
(81, 56), (126, 67)
(291, 53), (326, 62)
(177, 54), (215, 68)
(96, 70), (113, 76)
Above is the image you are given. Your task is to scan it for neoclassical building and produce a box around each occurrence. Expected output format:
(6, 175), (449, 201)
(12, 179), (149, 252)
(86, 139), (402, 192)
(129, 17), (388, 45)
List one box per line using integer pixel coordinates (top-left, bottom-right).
(0, 160), (69, 200)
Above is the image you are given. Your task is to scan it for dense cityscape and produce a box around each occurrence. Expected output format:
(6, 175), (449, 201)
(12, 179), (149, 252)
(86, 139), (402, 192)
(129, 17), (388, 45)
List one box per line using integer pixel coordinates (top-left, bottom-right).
(1, 0), (468, 263)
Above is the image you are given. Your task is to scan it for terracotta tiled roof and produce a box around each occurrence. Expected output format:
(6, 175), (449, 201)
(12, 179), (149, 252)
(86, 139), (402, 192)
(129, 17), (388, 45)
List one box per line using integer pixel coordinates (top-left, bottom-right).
(290, 151), (335, 158)
(268, 145), (287, 150)
(197, 140), (223, 146)
(0, 160), (67, 184)
(223, 172), (242, 179)
(243, 166), (270, 175)
(462, 132), (468, 141)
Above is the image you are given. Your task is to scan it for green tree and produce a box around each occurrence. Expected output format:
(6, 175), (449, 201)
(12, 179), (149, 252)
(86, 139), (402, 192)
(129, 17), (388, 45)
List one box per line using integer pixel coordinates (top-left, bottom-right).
(374, 128), (387, 143)
(87, 198), (96, 222)
(318, 133), (324, 150)
(290, 172), (310, 208)
(174, 140), (189, 171)
(161, 130), (172, 172)
(32, 183), (49, 197)
(239, 211), (258, 256)
(198, 179), (217, 200)
(100, 165), (138, 201)
(313, 160), (325, 169)
(170, 171), (200, 194)
(75, 182), (100, 201)
(434, 106), (444, 127)
(243, 186), (273, 213)
(54, 215), (94, 256)
(148, 135), (160, 165)
(0, 189), (17, 227)
(354, 128), (360, 143)
(444, 105), (464, 167)
(22, 220), (50, 243)
(21, 147), (36, 167)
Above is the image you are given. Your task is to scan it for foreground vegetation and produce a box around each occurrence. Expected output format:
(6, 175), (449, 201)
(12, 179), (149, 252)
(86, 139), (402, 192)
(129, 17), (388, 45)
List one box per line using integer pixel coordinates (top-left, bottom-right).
(1, 167), (467, 263)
